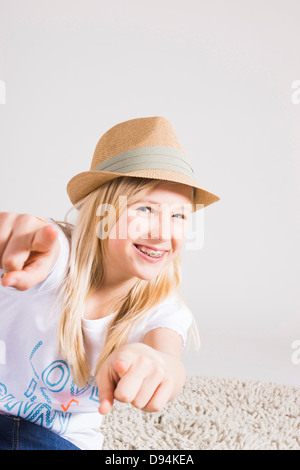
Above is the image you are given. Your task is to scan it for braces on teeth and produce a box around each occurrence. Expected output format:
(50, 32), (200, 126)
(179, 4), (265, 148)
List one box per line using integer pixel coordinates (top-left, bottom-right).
(137, 246), (165, 258)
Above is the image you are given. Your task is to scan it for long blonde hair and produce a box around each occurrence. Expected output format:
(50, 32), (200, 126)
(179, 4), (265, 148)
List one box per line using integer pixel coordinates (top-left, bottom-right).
(51, 176), (200, 387)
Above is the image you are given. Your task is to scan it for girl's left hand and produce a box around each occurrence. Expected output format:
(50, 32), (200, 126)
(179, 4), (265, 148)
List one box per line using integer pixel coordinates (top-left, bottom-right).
(96, 342), (183, 415)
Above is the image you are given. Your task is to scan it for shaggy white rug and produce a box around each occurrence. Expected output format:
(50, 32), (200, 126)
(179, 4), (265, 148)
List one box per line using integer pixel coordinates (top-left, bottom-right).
(101, 375), (300, 451)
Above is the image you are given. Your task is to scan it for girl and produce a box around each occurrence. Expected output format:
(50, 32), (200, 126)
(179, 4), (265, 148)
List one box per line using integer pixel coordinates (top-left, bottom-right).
(0, 116), (220, 450)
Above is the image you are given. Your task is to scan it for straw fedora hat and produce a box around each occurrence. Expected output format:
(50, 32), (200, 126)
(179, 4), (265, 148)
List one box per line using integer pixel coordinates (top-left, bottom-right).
(67, 116), (220, 210)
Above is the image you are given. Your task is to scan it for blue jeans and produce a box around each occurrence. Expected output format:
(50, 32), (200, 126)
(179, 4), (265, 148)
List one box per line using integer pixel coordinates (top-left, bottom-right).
(0, 414), (80, 450)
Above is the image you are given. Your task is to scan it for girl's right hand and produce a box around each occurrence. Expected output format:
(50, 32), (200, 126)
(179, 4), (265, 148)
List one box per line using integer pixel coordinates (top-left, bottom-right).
(0, 212), (60, 291)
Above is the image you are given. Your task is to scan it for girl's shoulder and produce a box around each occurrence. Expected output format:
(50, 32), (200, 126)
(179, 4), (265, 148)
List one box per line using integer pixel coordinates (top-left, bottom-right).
(143, 291), (194, 332)
(138, 292), (194, 350)
(154, 290), (192, 314)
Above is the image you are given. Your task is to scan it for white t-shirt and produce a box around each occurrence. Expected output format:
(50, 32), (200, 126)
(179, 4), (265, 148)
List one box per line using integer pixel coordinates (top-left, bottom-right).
(0, 219), (193, 450)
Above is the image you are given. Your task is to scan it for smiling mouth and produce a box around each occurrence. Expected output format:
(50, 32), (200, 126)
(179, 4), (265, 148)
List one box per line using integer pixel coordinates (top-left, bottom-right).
(134, 244), (168, 259)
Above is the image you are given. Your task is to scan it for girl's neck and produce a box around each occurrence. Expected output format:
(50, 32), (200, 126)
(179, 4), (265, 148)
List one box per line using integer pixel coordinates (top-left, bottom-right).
(84, 277), (138, 320)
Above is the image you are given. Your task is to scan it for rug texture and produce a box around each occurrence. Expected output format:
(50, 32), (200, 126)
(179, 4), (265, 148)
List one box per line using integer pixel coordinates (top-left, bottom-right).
(101, 375), (300, 450)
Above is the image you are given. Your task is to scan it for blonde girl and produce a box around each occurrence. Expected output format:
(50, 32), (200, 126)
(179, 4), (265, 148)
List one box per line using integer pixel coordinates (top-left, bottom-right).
(0, 116), (219, 450)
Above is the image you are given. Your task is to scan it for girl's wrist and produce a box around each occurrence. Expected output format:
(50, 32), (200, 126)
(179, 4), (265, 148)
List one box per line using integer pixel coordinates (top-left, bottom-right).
(160, 350), (186, 401)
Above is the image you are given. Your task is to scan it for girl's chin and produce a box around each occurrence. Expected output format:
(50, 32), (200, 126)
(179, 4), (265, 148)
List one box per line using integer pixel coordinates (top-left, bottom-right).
(135, 261), (170, 281)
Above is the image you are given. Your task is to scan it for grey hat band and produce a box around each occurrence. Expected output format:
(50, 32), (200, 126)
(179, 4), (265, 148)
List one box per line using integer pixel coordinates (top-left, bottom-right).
(92, 146), (195, 179)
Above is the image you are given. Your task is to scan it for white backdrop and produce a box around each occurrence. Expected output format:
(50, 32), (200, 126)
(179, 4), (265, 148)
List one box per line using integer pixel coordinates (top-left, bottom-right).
(0, 0), (299, 387)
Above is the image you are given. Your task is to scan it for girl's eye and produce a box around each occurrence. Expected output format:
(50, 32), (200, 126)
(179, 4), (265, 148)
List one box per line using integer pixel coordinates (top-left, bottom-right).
(136, 206), (186, 220)
(136, 206), (152, 214)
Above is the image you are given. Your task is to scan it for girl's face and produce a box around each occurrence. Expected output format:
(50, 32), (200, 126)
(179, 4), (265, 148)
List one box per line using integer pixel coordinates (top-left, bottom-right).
(104, 182), (193, 285)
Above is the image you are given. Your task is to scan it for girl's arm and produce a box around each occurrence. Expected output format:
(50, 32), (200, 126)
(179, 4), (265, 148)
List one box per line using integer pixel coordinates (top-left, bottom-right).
(142, 327), (186, 402)
(97, 328), (186, 415)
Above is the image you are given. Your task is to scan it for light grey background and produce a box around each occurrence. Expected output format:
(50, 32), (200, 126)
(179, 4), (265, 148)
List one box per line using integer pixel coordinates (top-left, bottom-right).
(0, 0), (299, 386)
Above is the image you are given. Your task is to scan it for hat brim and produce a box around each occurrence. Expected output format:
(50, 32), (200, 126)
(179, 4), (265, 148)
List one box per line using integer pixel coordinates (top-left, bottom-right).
(66, 169), (220, 210)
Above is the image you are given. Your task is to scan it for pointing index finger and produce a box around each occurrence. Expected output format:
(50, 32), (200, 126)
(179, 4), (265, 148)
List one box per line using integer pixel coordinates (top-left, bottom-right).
(97, 359), (132, 415)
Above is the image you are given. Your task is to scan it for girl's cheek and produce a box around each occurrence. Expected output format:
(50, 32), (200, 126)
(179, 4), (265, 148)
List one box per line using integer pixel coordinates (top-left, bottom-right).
(107, 237), (126, 257)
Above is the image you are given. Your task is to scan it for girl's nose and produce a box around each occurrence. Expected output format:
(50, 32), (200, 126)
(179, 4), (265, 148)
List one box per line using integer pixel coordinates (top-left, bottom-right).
(149, 211), (172, 241)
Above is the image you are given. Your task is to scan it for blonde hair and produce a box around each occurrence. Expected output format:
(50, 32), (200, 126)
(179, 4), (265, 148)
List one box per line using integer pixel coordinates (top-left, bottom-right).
(51, 176), (200, 387)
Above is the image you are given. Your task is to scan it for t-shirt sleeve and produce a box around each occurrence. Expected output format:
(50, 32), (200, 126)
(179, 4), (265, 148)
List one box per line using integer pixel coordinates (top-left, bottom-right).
(141, 293), (194, 350)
